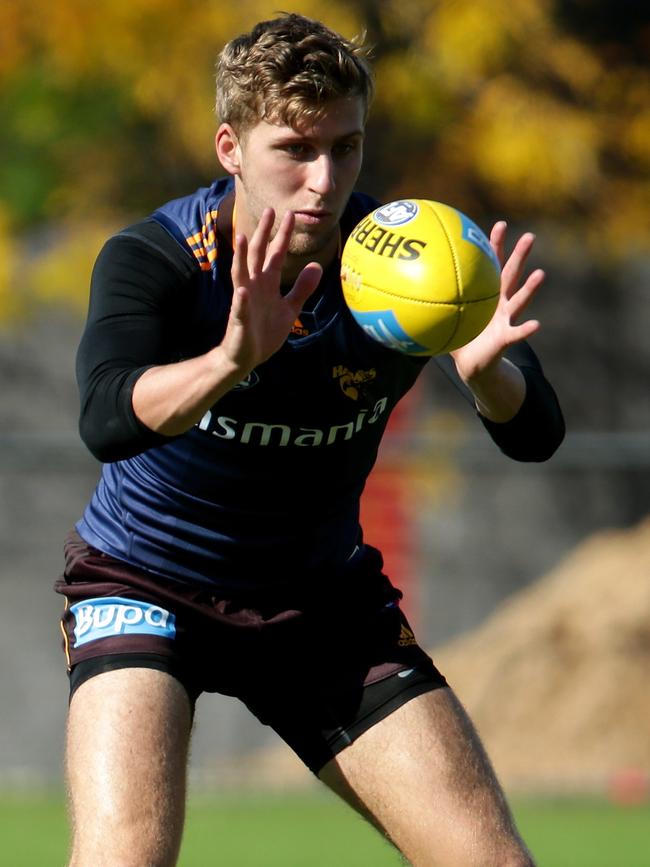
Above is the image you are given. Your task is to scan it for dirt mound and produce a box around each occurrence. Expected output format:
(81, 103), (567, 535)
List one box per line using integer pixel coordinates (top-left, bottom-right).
(433, 518), (650, 791)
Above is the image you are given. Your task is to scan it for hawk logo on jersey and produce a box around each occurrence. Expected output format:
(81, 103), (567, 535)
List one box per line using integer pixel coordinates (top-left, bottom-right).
(332, 365), (377, 401)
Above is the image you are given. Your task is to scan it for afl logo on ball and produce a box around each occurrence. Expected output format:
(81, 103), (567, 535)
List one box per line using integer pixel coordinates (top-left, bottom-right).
(373, 200), (419, 227)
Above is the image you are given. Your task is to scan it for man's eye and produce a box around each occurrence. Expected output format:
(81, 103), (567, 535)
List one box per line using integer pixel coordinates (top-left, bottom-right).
(284, 144), (311, 158)
(333, 142), (358, 157)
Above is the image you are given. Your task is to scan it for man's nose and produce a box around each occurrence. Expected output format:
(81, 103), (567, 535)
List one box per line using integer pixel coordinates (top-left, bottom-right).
(308, 153), (335, 196)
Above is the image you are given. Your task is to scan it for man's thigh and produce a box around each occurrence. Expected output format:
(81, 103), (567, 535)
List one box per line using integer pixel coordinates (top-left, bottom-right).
(66, 667), (192, 867)
(319, 687), (535, 867)
(240, 587), (448, 775)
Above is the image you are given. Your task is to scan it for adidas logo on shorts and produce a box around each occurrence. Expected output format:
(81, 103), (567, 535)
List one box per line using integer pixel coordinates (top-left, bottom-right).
(398, 623), (417, 647)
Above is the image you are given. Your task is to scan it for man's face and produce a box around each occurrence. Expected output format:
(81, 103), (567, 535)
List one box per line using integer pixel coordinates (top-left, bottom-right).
(224, 97), (365, 262)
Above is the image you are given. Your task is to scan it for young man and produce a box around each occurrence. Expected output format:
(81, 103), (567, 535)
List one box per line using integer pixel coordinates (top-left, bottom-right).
(56, 13), (564, 867)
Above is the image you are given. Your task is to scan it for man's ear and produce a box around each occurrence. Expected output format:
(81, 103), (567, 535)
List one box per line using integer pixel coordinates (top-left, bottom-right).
(215, 123), (242, 175)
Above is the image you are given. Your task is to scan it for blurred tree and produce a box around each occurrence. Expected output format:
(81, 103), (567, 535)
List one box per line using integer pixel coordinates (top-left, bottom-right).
(0, 0), (368, 319)
(0, 0), (365, 228)
(0, 0), (648, 321)
(360, 0), (650, 261)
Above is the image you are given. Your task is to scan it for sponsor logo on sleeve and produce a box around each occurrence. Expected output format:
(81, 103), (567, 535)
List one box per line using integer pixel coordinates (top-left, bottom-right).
(70, 597), (176, 647)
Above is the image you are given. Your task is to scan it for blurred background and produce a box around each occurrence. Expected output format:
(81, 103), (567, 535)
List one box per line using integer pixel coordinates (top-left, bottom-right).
(1, 0), (649, 821)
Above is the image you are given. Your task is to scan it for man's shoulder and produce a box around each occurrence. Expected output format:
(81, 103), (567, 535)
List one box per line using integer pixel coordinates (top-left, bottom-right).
(149, 178), (234, 269)
(152, 177), (233, 224)
(98, 179), (235, 275)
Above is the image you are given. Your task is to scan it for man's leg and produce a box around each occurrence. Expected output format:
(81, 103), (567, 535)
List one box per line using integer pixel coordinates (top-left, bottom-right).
(65, 667), (193, 867)
(319, 686), (534, 867)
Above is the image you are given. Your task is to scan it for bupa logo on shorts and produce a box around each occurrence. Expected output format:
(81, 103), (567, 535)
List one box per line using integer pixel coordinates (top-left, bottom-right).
(459, 212), (501, 272)
(373, 200), (419, 228)
(70, 596), (176, 647)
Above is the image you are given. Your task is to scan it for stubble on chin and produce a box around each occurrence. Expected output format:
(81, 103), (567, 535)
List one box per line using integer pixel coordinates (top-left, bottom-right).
(287, 225), (338, 259)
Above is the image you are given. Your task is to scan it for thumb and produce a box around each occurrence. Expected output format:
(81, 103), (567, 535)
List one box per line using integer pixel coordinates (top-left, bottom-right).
(286, 262), (322, 314)
(229, 285), (250, 325)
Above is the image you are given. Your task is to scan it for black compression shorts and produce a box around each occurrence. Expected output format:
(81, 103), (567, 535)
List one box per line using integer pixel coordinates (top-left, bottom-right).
(55, 531), (447, 774)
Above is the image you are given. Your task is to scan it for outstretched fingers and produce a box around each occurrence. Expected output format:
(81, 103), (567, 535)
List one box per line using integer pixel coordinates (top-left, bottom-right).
(509, 268), (545, 320)
(230, 209), (320, 334)
(503, 267), (544, 345)
(286, 262), (323, 314)
(500, 233), (536, 299)
(231, 233), (250, 294)
(232, 209), (292, 292)
(490, 221), (508, 268)
(228, 283), (250, 326)
(238, 209), (297, 282)
(265, 211), (296, 273)
(247, 208), (276, 276)
(507, 316), (541, 345)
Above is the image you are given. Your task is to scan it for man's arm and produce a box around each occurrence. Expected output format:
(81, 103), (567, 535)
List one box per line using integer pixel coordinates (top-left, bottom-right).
(76, 220), (197, 462)
(131, 208), (321, 435)
(77, 209), (320, 462)
(476, 353), (565, 462)
(449, 223), (565, 461)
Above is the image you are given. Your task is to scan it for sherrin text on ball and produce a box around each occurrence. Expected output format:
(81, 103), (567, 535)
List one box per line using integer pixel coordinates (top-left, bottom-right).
(341, 199), (501, 355)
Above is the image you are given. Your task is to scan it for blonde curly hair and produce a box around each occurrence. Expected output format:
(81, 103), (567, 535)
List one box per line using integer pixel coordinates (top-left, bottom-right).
(216, 13), (374, 134)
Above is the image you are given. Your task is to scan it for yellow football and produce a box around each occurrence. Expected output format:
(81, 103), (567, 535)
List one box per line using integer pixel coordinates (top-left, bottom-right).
(341, 199), (501, 355)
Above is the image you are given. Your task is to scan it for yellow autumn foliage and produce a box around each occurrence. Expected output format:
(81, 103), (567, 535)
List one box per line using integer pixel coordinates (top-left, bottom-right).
(0, 208), (24, 322)
(0, 0), (648, 320)
(26, 221), (119, 313)
(425, 1), (517, 90)
(468, 76), (601, 206)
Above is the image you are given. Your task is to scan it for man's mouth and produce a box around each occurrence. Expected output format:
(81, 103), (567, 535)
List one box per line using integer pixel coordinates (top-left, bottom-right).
(294, 209), (333, 225)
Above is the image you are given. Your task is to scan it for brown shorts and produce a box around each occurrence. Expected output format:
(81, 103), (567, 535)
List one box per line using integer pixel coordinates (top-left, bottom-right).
(56, 530), (446, 774)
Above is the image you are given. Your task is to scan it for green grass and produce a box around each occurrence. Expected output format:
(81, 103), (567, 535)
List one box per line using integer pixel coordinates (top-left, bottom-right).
(515, 798), (650, 867)
(0, 791), (648, 866)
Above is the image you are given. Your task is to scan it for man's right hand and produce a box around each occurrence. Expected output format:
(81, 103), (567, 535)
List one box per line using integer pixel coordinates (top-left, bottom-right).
(132, 208), (321, 437)
(221, 207), (322, 374)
